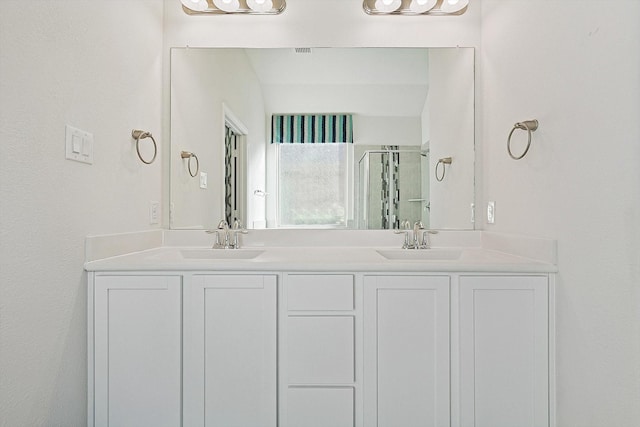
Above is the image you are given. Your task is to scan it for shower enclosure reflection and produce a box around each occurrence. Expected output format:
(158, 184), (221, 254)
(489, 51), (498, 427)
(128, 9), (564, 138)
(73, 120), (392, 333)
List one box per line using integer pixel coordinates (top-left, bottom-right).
(357, 147), (429, 229)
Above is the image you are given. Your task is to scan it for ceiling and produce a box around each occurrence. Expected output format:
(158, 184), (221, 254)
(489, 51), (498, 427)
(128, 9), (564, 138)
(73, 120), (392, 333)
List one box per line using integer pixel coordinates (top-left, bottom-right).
(244, 47), (430, 117)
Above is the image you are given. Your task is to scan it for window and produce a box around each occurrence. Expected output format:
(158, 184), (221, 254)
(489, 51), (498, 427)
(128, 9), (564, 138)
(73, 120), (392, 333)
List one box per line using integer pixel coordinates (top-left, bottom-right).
(277, 143), (349, 227)
(272, 114), (354, 228)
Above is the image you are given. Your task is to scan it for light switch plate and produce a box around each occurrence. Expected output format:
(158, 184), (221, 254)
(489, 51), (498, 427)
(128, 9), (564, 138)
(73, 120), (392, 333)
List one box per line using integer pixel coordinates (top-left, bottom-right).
(470, 203), (475, 223)
(487, 201), (496, 224)
(65, 125), (93, 164)
(199, 172), (208, 189)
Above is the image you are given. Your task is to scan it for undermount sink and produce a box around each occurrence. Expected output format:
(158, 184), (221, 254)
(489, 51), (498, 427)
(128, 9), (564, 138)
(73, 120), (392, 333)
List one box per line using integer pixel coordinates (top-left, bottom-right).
(180, 249), (265, 260)
(376, 248), (462, 261)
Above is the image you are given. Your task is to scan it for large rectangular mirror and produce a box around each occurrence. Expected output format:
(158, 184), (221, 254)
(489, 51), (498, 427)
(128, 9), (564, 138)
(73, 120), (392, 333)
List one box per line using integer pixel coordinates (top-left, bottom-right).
(170, 47), (474, 230)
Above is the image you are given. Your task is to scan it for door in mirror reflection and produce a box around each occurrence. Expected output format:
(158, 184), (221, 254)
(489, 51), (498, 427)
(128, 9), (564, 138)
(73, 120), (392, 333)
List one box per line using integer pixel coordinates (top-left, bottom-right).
(225, 125), (246, 227)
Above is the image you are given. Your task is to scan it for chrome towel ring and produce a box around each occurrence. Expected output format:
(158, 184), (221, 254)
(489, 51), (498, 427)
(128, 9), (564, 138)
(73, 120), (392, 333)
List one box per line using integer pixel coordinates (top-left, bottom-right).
(131, 129), (157, 164)
(507, 119), (539, 160)
(435, 157), (452, 182)
(181, 151), (200, 177)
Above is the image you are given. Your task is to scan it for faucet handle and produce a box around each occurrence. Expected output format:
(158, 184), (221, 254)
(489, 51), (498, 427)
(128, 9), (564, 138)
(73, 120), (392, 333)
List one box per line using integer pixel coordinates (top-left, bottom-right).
(205, 229), (226, 248)
(421, 229), (438, 249)
(394, 229), (410, 249)
(217, 219), (229, 229)
(230, 224), (248, 249)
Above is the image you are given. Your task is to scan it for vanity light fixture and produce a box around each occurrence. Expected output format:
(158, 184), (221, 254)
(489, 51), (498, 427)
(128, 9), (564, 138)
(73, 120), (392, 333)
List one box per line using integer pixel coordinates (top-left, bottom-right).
(410, 0), (438, 14)
(180, 0), (286, 15)
(375, 0), (402, 13)
(182, 0), (208, 11)
(246, 0), (274, 13)
(439, 0), (469, 13)
(363, 0), (469, 15)
(212, 0), (240, 12)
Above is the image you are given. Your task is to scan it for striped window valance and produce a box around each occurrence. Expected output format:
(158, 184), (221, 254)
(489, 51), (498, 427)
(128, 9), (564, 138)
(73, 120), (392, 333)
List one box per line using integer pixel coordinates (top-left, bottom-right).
(271, 114), (353, 144)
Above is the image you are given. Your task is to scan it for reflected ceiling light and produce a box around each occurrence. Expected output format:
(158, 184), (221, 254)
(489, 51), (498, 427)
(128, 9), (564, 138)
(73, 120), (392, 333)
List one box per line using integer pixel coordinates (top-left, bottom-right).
(181, 0), (286, 15)
(363, 0), (469, 15)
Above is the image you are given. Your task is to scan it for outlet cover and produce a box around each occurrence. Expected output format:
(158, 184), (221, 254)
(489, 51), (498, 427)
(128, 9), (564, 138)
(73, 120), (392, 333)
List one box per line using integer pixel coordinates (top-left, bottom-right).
(149, 201), (160, 225)
(487, 201), (496, 224)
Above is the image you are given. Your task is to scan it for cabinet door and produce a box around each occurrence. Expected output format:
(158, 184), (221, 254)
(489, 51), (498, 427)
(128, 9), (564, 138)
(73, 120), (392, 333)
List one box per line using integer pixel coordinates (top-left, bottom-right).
(93, 275), (181, 427)
(459, 275), (549, 427)
(363, 275), (450, 427)
(184, 274), (277, 427)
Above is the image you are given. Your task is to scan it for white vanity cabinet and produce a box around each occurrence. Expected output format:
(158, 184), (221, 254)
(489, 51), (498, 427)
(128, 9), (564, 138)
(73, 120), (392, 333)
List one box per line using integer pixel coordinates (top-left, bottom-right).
(183, 274), (278, 427)
(363, 275), (451, 427)
(458, 275), (550, 427)
(89, 274), (182, 427)
(88, 267), (553, 427)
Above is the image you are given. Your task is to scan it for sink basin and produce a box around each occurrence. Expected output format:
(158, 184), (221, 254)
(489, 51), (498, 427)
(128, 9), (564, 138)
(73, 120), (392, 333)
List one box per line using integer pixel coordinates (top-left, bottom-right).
(181, 249), (265, 260)
(376, 249), (462, 261)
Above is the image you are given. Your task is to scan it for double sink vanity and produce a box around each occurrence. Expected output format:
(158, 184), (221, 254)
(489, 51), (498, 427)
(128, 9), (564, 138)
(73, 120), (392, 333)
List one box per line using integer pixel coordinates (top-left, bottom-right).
(82, 43), (560, 427)
(85, 229), (556, 427)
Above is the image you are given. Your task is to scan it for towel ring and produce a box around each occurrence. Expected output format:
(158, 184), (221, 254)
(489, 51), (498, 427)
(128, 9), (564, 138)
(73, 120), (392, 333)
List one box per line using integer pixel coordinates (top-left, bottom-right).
(181, 151), (199, 177)
(435, 157), (452, 182)
(507, 119), (539, 160)
(131, 129), (157, 164)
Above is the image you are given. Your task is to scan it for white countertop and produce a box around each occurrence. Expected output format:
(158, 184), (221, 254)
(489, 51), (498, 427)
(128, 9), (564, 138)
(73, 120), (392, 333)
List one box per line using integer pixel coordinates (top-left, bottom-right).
(84, 245), (557, 273)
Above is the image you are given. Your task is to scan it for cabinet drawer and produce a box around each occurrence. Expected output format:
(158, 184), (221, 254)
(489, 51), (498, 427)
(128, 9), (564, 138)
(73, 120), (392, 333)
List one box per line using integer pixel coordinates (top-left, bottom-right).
(288, 316), (355, 384)
(287, 274), (354, 311)
(288, 387), (354, 427)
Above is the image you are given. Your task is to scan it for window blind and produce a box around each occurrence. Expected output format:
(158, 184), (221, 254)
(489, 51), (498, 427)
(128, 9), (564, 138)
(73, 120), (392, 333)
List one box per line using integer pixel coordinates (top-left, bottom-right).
(271, 114), (353, 143)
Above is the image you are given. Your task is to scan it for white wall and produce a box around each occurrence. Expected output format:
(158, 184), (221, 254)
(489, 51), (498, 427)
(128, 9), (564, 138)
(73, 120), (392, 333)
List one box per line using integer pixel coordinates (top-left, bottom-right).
(0, 1), (164, 425)
(354, 116), (422, 146)
(170, 48), (267, 229)
(480, 1), (640, 425)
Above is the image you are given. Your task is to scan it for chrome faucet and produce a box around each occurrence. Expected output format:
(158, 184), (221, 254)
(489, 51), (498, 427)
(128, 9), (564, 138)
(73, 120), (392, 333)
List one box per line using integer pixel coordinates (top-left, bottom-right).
(213, 220), (231, 248)
(206, 219), (249, 249)
(394, 220), (412, 249)
(394, 219), (437, 249)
